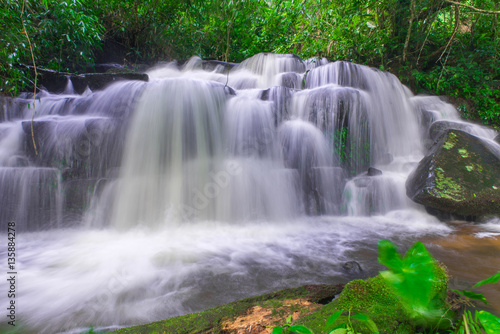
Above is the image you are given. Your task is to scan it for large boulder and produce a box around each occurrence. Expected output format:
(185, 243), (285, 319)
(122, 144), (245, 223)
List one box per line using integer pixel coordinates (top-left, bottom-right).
(406, 129), (500, 218)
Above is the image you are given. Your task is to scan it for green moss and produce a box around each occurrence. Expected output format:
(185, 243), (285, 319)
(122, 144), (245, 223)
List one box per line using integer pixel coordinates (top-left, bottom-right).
(458, 148), (469, 158)
(443, 132), (457, 150)
(297, 259), (449, 334)
(110, 285), (343, 334)
(432, 167), (464, 201)
(297, 276), (410, 333)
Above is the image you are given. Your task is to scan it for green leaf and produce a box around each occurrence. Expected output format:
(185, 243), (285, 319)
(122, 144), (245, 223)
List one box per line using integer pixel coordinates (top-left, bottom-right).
(352, 313), (379, 333)
(329, 329), (348, 334)
(377, 240), (403, 273)
(473, 271), (500, 288)
(273, 327), (284, 334)
(377, 240), (443, 322)
(454, 289), (489, 305)
(289, 325), (314, 333)
(478, 310), (500, 334)
(326, 310), (343, 329)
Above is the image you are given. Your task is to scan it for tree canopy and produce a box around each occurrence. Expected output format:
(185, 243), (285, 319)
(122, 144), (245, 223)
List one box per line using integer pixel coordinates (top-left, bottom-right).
(1, 0), (499, 124)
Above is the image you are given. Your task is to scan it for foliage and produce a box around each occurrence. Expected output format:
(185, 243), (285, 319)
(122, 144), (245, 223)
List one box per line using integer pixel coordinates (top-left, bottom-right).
(451, 271), (500, 334)
(274, 241), (500, 334)
(273, 315), (314, 334)
(1, 0), (499, 127)
(377, 239), (449, 327)
(0, 0), (103, 94)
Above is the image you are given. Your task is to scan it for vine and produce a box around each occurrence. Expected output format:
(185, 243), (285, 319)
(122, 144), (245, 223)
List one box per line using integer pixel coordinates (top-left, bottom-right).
(20, 0), (38, 155)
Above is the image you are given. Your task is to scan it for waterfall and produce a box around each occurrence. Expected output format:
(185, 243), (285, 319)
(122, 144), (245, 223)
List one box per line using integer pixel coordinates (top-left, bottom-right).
(3, 52), (497, 334)
(0, 52), (471, 228)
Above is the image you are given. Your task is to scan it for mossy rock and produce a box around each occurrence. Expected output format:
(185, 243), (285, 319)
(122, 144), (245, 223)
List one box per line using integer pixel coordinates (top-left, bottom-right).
(296, 276), (411, 333)
(109, 284), (343, 334)
(297, 260), (449, 334)
(406, 129), (500, 218)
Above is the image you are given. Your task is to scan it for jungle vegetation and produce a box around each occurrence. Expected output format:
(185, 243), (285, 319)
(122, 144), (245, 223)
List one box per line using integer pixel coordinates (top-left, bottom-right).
(1, 0), (499, 125)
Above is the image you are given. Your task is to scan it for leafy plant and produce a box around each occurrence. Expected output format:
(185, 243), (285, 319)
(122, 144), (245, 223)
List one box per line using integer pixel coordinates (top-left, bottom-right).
(273, 314), (313, 334)
(273, 309), (379, 334)
(451, 271), (500, 334)
(377, 239), (448, 327)
(325, 309), (379, 334)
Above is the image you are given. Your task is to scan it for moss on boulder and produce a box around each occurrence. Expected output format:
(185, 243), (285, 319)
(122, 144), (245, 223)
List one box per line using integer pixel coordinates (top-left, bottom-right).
(406, 129), (500, 218)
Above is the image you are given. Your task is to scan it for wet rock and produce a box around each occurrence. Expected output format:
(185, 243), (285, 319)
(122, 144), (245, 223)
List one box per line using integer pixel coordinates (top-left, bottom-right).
(63, 178), (99, 213)
(27, 66), (149, 94)
(259, 86), (294, 127)
(87, 63), (125, 73)
(429, 120), (474, 142)
(367, 167), (383, 176)
(0, 95), (30, 121)
(201, 60), (237, 73)
(495, 134), (500, 144)
(77, 72), (149, 93)
(312, 167), (346, 215)
(342, 261), (363, 277)
(281, 72), (302, 89)
(22, 118), (122, 178)
(406, 129), (500, 218)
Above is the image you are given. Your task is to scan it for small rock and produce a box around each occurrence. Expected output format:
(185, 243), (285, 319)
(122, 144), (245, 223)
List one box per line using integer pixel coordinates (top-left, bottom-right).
(367, 167), (383, 176)
(342, 261), (363, 276)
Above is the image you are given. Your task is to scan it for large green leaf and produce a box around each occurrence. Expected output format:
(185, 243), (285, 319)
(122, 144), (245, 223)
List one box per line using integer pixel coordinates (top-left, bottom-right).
(377, 240), (444, 322)
(477, 310), (500, 334)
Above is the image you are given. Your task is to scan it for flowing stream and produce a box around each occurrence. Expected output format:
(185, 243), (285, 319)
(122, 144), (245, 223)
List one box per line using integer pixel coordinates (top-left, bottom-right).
(0, 53), (499, 333)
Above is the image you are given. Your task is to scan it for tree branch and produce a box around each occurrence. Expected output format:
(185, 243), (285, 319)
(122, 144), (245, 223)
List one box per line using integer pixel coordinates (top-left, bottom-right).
(438, 4), (460, 62)
(444, 0), (500, 15)
(403, 0), (417, 62)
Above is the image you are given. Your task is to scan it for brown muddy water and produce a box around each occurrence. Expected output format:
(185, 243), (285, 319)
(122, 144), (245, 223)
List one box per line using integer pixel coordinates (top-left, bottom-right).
(423, 221), (500, 316)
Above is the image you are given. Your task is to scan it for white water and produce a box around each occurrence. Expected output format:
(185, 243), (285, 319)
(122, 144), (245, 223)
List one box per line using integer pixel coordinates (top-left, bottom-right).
(0, 53), (499, 333)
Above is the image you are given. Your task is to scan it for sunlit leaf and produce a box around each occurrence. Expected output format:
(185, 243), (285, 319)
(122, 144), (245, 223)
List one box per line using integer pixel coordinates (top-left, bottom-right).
(329, 329), (347, 334)
(378, 240), (443, 322)
(473, 271), (500, 288)
(326, 310), (343, 328)
(452, 289), (488, 305)
(272, 327), (283, 334)
(289, 324), (314, 333)
(478, 311), (500, 334)
(352, 313), (379, 333)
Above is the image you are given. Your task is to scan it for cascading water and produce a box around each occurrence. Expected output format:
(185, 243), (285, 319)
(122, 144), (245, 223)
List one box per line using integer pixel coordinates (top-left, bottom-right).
(1, 53), (499, 333)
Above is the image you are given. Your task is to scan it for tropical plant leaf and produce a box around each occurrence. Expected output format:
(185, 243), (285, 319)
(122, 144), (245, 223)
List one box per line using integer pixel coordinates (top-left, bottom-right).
(377, 239), (403, 273)
(273, 327), (284, 334)
(289, 324), (314, 333)
(473, 271), (500, 288)
(378, 240), (442, 321)
(478, 310), (500, 334)
(326, 310), (343, 328)
(329, 329), (347, 334)
(352, 313), (379, 333)
(452, 289), (489, 305)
